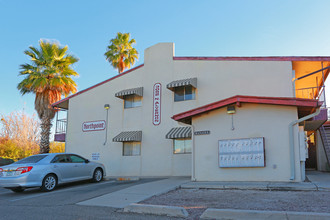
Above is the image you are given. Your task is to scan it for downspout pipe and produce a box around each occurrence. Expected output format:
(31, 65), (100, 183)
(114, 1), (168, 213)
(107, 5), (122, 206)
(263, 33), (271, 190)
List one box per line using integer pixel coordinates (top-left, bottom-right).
(103, 105), (110, 145)
(289, 107), (320, 180)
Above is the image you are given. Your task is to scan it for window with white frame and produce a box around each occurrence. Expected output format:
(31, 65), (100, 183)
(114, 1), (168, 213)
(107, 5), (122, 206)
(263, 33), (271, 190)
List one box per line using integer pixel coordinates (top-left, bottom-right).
(174, 85), (195, 102)
(123, 142), (141, 156)
(124, 95), (142, 108)
(173, 138), (192, 154)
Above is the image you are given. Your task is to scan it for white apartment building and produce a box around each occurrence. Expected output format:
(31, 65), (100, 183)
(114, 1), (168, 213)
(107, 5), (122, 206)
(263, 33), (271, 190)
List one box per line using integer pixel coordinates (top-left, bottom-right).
(53, 43), (330, 182)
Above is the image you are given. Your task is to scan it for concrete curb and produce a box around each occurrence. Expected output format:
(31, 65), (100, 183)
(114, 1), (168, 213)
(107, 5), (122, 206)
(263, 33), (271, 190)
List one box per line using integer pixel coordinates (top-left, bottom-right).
(103, 177), (140, 182)
(200, 208), (330, 220)
(123, 203), (189, 218)
(116, 177), (140, 181)
(267, 182), (317, 191)
(182, 182), (269, 190)
(181, 182), (325, 191)
(312, 183), (330, 192)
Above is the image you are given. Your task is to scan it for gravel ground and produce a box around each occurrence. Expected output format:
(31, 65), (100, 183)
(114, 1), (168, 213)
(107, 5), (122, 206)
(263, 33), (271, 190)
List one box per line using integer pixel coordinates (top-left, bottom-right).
(141, 189), (330, 219)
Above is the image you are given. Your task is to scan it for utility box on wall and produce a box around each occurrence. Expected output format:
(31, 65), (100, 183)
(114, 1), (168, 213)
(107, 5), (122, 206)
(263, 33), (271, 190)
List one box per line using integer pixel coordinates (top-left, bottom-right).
(299, 126), (308, 162)
(219, 137), (265, 168)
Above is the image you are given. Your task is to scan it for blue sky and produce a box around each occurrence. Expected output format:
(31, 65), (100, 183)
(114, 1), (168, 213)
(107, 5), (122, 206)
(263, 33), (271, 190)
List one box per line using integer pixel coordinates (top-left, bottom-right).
(1, 0), (330, 118)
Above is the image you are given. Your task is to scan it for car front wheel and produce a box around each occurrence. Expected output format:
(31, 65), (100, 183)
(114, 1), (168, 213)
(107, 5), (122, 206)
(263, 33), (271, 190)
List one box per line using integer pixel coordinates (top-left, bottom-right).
(41, 174), (57, 192)
(92, 168), (103, 182)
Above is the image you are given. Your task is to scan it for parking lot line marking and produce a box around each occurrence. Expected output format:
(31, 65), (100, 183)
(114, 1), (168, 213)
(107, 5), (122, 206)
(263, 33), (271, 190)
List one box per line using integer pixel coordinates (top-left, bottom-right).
(10, 180), (115, 202)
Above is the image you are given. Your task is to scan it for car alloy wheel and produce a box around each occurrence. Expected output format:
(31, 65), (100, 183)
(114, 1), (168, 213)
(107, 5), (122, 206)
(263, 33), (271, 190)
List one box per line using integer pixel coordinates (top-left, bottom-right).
(93, 169), (103, 182)
(41, 174), (57, 192)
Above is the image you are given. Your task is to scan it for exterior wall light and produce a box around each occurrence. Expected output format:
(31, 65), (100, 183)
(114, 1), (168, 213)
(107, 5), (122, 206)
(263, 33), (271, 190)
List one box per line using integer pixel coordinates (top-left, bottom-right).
(227, 106), (236, 130)
(104, 104), (110, 145)
(227, 106), (236, 114)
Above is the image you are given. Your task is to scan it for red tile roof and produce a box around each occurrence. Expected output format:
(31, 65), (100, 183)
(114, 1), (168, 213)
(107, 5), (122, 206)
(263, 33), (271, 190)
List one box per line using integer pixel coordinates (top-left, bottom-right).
(172, 95), (322, 123)
(173, 56), (330, 61)
(52, 64), (144, 107)
(52, 56), (330, 108)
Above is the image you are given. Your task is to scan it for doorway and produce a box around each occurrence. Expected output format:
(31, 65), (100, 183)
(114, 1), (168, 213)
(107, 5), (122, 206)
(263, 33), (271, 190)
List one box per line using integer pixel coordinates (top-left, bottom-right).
(306, 132), (317, 169)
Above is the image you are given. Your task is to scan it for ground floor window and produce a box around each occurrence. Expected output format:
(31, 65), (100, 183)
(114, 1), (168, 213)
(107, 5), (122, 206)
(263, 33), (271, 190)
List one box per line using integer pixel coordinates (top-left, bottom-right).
(173, 138), (192, 154)
(123, 142), (141, 156)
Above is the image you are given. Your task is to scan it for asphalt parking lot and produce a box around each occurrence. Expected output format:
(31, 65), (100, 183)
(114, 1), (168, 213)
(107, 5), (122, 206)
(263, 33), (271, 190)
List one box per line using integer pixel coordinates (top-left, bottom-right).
(3, 174), (330, 220)
(0, 178), (173, 220)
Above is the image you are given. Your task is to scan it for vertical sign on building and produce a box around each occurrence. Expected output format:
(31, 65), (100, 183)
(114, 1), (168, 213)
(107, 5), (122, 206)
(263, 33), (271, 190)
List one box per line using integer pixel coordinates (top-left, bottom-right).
(153, 83), (162, 125)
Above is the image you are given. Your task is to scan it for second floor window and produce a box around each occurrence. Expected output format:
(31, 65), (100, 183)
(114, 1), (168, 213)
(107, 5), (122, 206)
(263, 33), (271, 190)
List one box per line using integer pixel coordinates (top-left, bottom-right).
(174, 85), (195, 102)
(124, 95), (142, 108)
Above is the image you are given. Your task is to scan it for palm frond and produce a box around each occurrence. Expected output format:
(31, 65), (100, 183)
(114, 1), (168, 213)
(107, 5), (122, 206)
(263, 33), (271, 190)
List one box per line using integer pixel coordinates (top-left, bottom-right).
(18, 39), (79, 120)
(105, 32), (138, 73)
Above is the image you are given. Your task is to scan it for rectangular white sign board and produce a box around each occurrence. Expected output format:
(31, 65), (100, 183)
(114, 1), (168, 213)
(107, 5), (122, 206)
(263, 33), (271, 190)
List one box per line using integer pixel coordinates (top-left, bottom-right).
(219, 137), (265, 168)
(82, 120), (106, 132)
(91, 153), (100, 161)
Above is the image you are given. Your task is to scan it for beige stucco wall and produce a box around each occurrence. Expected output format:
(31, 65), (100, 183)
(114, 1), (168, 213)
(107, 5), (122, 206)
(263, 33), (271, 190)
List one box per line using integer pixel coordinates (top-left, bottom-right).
(65, 42), (300, 180)
(192, 103), (302, 182)
(66, 43), (192, 177)
(173, 60), (294, 109)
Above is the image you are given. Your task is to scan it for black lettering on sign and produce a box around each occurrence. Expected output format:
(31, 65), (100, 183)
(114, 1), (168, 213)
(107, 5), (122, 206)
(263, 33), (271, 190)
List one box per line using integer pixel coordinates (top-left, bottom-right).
(194, 130), (210, 135)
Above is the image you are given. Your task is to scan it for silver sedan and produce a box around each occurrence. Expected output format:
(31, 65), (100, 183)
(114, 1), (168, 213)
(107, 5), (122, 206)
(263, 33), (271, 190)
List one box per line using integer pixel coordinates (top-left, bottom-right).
(0, 153), (106, 192)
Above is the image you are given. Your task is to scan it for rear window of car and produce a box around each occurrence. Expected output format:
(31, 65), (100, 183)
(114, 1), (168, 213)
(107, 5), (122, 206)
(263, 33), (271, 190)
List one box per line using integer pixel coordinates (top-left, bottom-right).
(15, 155), (48, 164)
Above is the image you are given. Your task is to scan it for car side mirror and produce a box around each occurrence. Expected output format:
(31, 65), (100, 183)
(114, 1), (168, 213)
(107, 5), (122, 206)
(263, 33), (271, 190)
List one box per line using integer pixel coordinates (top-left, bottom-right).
(85, 159), (90, 163)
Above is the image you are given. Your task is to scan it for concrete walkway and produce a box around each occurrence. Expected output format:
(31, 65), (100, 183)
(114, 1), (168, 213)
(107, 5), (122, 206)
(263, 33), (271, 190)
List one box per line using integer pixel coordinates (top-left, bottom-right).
(306, 170), (330, 191)
(77, 171), (330, 218)
(78, 171), (330, 210)
(77, 177), (190, 208)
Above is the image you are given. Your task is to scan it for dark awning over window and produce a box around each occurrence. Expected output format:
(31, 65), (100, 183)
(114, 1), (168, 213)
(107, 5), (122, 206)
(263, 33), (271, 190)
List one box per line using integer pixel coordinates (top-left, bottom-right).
(166, 78), (197, 91)
(165, 127), (191, 139)
(115, 87), (143, 99)
(113, 131), (142, 142)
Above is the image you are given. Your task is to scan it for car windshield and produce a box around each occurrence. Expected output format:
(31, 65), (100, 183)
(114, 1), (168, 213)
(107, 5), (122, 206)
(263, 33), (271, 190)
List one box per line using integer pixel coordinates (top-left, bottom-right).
(15, 155), (48, 164)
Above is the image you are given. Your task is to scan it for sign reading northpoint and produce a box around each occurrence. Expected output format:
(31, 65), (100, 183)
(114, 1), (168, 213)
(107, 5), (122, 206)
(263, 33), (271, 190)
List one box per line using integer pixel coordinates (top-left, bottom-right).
(82, 120), (106, 132)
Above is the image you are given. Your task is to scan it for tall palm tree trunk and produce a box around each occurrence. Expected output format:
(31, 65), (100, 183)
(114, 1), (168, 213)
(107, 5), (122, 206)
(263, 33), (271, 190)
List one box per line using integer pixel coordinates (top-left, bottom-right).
(40, 115), (52, 153)
(119, 56), (124, 73)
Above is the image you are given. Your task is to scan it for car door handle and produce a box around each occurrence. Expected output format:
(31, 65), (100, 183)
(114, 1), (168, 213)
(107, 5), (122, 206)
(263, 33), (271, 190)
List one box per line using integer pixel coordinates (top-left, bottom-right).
(74, 165), (78, 167)
(54, 165), (58, 168)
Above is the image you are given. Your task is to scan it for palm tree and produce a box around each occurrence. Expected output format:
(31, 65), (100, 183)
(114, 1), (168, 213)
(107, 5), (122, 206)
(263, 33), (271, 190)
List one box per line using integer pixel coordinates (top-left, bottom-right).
(17, 40), (79, 153)
(104, 32), (138, 74)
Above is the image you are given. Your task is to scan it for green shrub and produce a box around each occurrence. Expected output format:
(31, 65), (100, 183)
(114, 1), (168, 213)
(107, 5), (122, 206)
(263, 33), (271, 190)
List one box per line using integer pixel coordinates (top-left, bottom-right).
(50, 142), (65, 153)
(0, 138), (39, 161)
(0, 138), (65, 161)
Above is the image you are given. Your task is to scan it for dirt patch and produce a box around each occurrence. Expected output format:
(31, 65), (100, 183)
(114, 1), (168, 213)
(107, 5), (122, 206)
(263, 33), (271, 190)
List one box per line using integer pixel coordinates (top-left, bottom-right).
(140, 189), (330, 219)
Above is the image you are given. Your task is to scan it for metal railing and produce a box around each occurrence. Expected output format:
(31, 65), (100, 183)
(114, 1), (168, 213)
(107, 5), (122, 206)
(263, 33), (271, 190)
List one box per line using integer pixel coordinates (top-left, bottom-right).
(293, 65), (328, 108)
(55, 119), (67, 134)
(319, 125), (330, 165)
(55, 109), (67, 135)
(296, 85), (326, 108)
